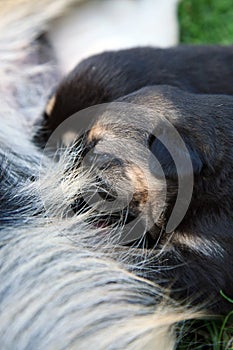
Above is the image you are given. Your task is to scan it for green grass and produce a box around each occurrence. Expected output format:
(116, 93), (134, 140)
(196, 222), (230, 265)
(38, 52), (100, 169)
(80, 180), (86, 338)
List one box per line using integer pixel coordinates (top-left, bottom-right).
(177, 1), (233, 347)
(178, 316), (233, 349)
(177, 290), (233, 348)
(178, 0), (233, 44)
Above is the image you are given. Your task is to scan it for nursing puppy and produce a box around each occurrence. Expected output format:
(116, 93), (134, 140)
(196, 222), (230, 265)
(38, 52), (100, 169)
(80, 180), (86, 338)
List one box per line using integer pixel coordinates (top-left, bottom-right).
(36, 46), (233, 314)
(1, 0), (233, 347)
(35, 45), (233, 146)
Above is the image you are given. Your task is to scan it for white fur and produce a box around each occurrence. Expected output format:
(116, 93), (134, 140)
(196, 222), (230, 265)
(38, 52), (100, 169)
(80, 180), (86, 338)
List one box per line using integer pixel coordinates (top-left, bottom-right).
(48, 0), (180, 73)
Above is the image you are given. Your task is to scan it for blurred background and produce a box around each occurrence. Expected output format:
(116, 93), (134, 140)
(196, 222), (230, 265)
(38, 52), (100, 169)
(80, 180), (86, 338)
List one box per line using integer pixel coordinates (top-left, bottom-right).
(49, 0), (233, 75)
(179, 0), (233, 44)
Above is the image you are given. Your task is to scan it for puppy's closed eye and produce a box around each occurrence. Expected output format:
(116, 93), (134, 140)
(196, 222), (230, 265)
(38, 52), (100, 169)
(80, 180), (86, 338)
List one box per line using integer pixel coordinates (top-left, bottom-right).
(148, 134), (203, 179)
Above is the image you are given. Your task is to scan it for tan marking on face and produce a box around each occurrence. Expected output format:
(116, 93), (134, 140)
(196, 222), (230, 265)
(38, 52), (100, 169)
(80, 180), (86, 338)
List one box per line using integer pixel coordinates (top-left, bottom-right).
(45, 95), (56, 116)
(125, 165), (149, 206)
(62, 131), (79, 146)
(87, 123), (116, 143)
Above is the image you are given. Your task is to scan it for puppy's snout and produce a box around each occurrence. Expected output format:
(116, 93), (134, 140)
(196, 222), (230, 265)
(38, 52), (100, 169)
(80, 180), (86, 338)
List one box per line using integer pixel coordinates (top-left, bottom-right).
(84, 151), (123, 170)
(97, 178), (118, 202)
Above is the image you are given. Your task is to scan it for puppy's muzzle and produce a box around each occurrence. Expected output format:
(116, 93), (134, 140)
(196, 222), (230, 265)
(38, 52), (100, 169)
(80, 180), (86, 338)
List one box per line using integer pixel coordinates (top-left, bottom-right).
(71, 148), (145, 228)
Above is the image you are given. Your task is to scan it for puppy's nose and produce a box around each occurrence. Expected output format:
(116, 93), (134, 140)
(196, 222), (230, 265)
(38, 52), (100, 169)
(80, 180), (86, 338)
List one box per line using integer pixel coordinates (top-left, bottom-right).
(84, 151), (122, 170)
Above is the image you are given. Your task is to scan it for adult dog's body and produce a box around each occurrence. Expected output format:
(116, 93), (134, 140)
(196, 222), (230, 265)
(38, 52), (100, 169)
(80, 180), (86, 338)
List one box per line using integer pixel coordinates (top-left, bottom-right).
(1, 1), (233, 349)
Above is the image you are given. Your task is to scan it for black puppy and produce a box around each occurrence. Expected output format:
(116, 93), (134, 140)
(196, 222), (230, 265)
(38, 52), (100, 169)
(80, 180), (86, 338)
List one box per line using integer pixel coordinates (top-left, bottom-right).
(35, 45), (233, 314)
(35, 45), (233, 146)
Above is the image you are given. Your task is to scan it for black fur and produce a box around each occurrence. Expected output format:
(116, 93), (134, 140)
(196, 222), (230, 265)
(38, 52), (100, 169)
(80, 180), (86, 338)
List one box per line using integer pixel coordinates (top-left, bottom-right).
(34, 45), (233, 145)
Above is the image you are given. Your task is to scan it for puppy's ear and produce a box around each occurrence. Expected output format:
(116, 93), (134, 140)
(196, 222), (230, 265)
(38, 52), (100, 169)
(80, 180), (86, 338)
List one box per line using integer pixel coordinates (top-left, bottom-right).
(44, 94), (57, 120)
(33, 92), (57, 147)
(148, 135), (203, 179)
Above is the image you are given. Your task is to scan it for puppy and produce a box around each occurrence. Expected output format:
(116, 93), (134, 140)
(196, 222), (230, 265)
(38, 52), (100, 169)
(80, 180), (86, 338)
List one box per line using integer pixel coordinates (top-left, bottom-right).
(35, 46), (233, 314)
(34, 45), (233, 146)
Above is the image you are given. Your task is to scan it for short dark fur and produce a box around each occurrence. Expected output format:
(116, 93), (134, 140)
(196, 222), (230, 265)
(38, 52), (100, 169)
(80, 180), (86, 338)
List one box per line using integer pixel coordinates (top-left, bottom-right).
(34, 45), (233, 145)
(35, 45), (233, 314)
